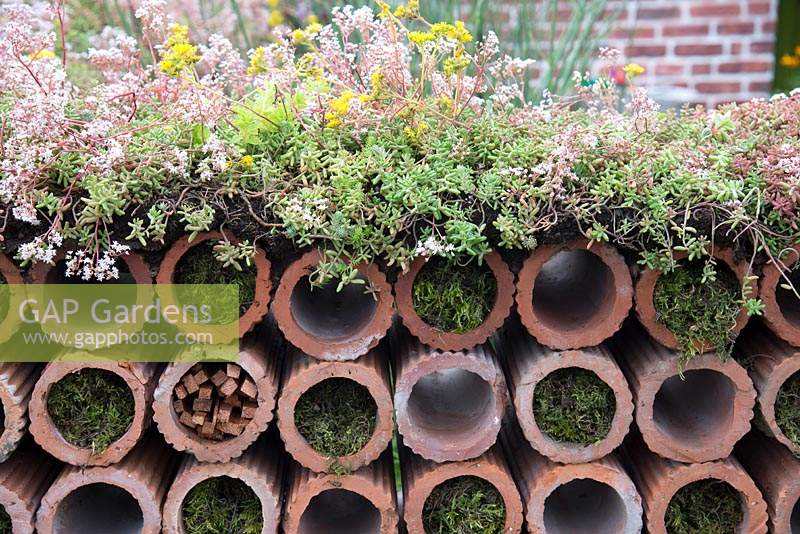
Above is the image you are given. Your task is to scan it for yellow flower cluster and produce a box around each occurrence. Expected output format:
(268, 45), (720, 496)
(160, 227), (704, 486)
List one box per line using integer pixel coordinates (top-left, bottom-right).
(403, 121), (429, 147)
(359, 70), (385, 103)
(30, 49), (56, 61)
(780, 47), (800, 69)
(394, 0), (420, 19)
(292, 22), (323, 44)
(408, 21), (472, 51)
(240, 155), (255, 169)
(325, 91), (354, 128)
(623, 63), (646, 78)
(160, 24), (200, 77)
(248, 46), (268, 76)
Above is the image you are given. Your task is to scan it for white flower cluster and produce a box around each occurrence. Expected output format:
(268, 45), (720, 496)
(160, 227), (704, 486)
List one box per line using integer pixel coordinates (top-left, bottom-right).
(64, 241), (131, 281)
(16, 232), (63, 264)
(414, 235), (455, 258)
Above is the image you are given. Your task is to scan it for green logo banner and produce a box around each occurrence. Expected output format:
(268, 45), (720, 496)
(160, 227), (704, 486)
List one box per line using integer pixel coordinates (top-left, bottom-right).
(0, 284), (240, 362)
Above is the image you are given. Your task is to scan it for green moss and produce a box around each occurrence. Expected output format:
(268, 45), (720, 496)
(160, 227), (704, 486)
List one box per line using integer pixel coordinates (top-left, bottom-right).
(665, 479), (743, 534)
(422, 476), (506, 534)
(412, 257), (497, 333)
(775, 371), (800, 448)
(294, 378), (377, 460)
(46, 368), (135, 453)
(533, 367), (615, 445)
(653, 261), (741, 363)
(0, 505), (10, 534)
(174, 242), (256, 323)
(182, 476), (263, 534)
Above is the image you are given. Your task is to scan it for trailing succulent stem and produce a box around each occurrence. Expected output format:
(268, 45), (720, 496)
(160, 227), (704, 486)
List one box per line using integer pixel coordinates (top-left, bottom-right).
(182, 476), (263, 534)
(422, 476), (506, 534)
(533, 367), (615, 445)
(775, 371), (800, 448)
(664, 479), (743, 534)
(294, 378), (377, 460)
(412, 256), (496, 333)
(46, 368), (135, 453)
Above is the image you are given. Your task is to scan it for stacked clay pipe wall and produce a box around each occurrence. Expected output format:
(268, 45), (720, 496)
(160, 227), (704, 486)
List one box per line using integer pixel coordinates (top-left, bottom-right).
(515, 239), (633, 349)
(760, 245), (800, 346)
(0, 364), (42, 461)
(495, 323), (633, 463)
(609, 323), (756, 463)
(391, 330), (507, 462)
(0, 440), (60, 534)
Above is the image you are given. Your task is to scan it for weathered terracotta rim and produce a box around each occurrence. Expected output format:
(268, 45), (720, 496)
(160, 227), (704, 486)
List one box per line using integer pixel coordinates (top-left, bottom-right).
(752, 352), (800, 455)
(761, 245), (800, 347)
(514, 348), (634, 464)
(272, 249), (393, 361)
(516, 239), (632, 349)
(394, 251), (514, 351)
(394, 348), (506, 463)
(635, 353), (755, 463)
(0, 365), (40, 462)
(28, 360), (152, 466)
(635, 248), (756, 351)
(156, 231), (272, 342)
(643, 459), (767, 534)
(152, 349), (277, 463)
(276, 356), (394, 473)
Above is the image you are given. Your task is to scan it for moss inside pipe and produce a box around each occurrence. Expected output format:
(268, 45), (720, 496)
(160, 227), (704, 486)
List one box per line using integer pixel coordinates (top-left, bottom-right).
(533, 367), (615, 445)
(0, 506), (11, 534)
(174, 241), (256, 323)
(665, 479), (743, 534)
(46, 368), (135, 454)
(294, 378), (377, 461)
(422, 476), (506, 534)
(412, 256), (497, 333)
(653, 260), (741, 363)
(182, 476), (263, 534)
(775, 371), (800, 447)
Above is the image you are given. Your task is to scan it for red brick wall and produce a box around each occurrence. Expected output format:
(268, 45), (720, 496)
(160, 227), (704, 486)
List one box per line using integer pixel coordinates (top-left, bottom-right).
(606, 0), (778, 107)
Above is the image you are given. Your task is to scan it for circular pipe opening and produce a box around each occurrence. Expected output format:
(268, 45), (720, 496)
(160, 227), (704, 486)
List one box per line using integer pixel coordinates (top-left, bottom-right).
(407, 368), (495, 441)
(665, 478), (743, 533)
(181, 476), (263, 534)
(532, 250), (614, 331)
(54, 483), (143, 534)
(46, 368), (134, 453)
(776, 268), (800, 328)
(423, 475), (506, 533)
(290, 277), (377, 341)
(792, 495), (800, 533)
(294, 377), (377, 457)
(653, 369), (735, 448)
(543, 478), (626, 534)
(298, 489), (380, 534)
(775, 370), (800, 448)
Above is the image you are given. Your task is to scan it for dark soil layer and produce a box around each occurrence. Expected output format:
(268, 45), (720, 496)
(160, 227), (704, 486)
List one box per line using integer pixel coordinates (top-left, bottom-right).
(294, 378), (377, 458)
(664, 479), (743, 534)
(173, 241), (256, 321)
(46, 368), (135, 453)
(412, 256), (496, 333)
(182, 476), (263, 534)
(422, 475), (506, 534)
(653, 260), (741, 361)
(533, 367), (615, 445)
(775, 371), (800, 447)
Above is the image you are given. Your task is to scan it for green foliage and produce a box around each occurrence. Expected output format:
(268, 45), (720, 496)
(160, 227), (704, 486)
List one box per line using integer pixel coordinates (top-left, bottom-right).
(182, 476), (263, 534)
(665, 479), (743, 534)
(653, 261), (742, 364)
(775, 371), (800, 448)
(46, 368), (135, 453)
(533, 367), (615, 445)
(0, 506), (10, 534)
(294, 378), (377, 462)
(412, 256), (497, 333)
(422, 476), (506, 534)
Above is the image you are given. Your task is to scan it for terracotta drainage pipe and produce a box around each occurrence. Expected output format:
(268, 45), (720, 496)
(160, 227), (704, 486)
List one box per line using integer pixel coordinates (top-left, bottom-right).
(153, 326), (282, 462)
(500, 423), (642, 534)
(0, 439), (61, 534)
(621, 435), (768, 534)
(496, 325), (633, 464)
(736, 430), (800, 533)
(634, 248), (756, 352)
(0, 364), (42, 461)
(156, 231), (272, 341)
(736, 324), (800, 454)
(277, 346), (393, 473)
(35, 432), (180, 534)
(392, 332), (507, 462)
(402, 443), (523, 534)
(162, 436), (285, 534)
(394, 251), (514, 351)
(761, 245), (800, 346)
(0, 252), (24, 345)
(609, 324), (755, 463)
(516, 239), (632, 350)
(283, 451), (399, 534)
(28, 360), (160, 466)
(272, 249), (393, 361)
